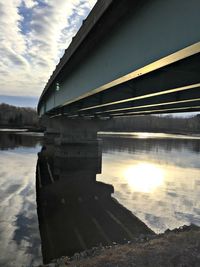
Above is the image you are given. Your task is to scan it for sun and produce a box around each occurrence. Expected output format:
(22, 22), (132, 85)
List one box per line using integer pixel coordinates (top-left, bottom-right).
(123, 162), (165, 193)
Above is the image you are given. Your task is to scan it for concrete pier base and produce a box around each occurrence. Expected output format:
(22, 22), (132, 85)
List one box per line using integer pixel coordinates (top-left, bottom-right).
(40, 116), (111, 144)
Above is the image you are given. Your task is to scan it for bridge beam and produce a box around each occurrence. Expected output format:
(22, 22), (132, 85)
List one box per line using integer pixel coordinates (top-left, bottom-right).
(38, 0), (200, 117)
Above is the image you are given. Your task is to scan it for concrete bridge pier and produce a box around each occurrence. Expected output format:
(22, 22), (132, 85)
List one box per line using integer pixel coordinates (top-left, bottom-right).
(54, 117), (100, 145)
(41, 115), (110, 144)
(40, 116), (110, 175)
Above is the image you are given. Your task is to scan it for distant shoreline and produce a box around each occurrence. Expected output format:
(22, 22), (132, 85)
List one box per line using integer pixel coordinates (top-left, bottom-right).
(98, 131), (200, 139)
(0, 126), (43, 132)
(0, 127), (200, 138)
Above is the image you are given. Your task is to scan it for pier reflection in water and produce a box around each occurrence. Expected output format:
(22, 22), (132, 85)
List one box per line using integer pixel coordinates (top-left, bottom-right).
(36, 140), (153, 264)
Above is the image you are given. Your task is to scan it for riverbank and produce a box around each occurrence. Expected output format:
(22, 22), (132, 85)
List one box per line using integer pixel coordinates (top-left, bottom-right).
(0, 127), (199, 137)
(39, 224), (200, 267)
(98, 131), (200, 139)
(0, 126), (43, 132)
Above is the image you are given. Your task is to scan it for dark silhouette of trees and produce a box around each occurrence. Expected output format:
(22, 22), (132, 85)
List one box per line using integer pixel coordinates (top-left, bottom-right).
(0, 103), (38, 128)
(106, 114), (200, 134)
(1, 102), (199, 133)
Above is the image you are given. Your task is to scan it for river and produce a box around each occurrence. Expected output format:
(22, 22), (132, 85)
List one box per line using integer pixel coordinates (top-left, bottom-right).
(0, 131), (200, 266)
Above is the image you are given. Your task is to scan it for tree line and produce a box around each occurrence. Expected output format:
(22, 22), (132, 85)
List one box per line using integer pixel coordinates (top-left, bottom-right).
(0, 103), (38, 128)
(106, 114), (200, 134)
(0, 102), (199, 133)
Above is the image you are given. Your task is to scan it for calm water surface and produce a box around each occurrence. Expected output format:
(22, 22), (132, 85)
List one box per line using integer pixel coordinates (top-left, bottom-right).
(0, 131), (200, 266)
(0, 132), (43, 267)
(98, 132), (200, 233)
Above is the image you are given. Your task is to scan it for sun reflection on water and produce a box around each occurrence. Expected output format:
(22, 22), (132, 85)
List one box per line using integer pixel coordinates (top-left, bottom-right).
(123, 162), (165, 193)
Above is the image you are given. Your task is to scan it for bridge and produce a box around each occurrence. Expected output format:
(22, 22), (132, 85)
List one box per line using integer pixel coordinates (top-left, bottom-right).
(37, 0), (200, 140)
(36, 3), (200, 262)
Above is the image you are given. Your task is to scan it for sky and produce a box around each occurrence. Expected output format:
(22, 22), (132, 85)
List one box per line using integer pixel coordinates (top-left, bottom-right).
(0, 1), (198, 117)
(0, 0), (97, 107)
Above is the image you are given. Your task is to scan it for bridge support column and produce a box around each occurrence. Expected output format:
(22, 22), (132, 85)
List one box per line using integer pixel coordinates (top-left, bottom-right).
(55, 117), (100, 144)
(41, 116), (111, 144)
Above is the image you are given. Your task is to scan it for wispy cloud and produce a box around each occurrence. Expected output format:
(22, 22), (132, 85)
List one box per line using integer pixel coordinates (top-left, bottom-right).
(0, 147), (41, 266)
(0, 0), (97, 98)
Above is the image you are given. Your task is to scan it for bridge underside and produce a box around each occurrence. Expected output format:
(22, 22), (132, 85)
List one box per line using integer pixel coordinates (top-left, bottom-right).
(49, 51), (200, 118)
(38, 0), (200, 118)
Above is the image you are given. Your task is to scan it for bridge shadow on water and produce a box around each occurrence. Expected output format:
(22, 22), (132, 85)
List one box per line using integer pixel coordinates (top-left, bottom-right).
(36, 140), (154, 264)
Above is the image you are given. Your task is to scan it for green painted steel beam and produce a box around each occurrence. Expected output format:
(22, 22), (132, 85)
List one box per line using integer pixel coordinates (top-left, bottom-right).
(38, 0), (200, 117)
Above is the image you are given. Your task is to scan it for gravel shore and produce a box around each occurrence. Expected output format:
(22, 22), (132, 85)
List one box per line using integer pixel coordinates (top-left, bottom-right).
(38, 224), (200, 267)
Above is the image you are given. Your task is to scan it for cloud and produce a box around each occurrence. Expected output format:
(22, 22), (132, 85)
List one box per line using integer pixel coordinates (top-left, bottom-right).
(0, 148), (42, 266)
(0, 0), (97, 98)
(22, 0), (36, 9)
